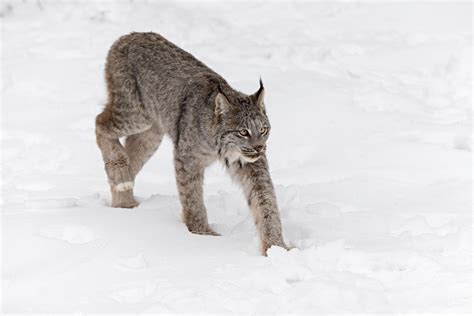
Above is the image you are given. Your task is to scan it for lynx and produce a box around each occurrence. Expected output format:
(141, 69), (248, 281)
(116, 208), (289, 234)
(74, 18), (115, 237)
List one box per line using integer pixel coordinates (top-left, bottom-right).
(95, 32), (288, 254)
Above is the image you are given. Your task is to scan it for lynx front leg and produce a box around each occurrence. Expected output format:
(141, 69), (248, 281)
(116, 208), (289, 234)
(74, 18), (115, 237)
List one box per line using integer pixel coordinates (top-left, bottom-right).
(228, 156), (287, 255)
(174, 154), (219, 236)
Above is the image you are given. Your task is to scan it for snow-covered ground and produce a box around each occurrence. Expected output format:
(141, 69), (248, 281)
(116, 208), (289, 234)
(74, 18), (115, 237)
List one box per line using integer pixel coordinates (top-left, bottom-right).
(1, 1), (472, 314)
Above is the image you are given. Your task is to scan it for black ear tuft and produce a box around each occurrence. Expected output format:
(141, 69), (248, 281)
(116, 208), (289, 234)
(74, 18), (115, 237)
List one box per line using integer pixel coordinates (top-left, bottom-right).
(256, 77), (264, 98)
(253, 77), (265, 110)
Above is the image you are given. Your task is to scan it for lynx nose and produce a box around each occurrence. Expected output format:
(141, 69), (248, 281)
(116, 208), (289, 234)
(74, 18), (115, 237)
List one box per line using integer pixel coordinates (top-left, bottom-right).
(253, 145), (265, 153)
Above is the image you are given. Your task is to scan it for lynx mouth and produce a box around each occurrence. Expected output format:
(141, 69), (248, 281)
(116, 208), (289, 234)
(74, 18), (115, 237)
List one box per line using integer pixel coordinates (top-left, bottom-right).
(241, 153), (261, 163)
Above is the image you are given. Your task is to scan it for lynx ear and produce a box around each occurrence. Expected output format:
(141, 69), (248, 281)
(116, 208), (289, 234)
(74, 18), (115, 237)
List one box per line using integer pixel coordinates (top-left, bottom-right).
(215, 92), (232, 115)
(253, 78), (265, 110)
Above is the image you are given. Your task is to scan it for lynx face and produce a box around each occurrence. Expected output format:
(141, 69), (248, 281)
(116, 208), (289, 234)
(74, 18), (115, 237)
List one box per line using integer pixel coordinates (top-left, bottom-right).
(215, 82), (270, 164)
(226, 108), (270, 163)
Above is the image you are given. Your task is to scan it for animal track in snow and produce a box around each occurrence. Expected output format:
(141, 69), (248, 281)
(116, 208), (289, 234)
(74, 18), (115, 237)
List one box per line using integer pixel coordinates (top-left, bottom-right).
(37, 224), (99, 244)
(25, 198), (78, 210)
(109, 281), (157, 304)
(114, 253), (148, 271)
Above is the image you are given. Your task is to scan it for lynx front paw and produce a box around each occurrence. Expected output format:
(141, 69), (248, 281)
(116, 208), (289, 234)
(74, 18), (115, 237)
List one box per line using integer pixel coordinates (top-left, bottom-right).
(182, 211), (220, 236)
(189, 228), (221, 236)
(185, 222), (220, 236)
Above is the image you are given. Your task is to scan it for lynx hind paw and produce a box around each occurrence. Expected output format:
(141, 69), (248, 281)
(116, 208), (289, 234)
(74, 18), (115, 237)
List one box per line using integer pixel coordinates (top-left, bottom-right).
(111, 187), (139, 209)
(112, 200), (139, 209)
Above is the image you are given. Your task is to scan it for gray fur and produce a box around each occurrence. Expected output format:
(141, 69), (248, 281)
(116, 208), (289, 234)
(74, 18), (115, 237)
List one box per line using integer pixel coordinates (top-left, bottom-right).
(95, 32), (287, 254)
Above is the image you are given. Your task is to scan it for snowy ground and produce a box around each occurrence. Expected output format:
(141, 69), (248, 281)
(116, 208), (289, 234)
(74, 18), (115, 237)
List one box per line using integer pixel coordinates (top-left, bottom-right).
(1, 1), (472, 314)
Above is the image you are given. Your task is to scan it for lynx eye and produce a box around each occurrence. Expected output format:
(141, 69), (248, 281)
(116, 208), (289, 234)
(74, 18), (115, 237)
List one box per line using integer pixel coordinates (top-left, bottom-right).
(260, 127), (268, 135)
(238, 129), (249, 137)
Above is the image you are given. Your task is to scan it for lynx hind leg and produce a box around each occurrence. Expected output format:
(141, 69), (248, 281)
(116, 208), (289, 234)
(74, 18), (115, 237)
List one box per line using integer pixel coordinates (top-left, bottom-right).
(125, 123), (164, 179)
(96, 109), (150, 208)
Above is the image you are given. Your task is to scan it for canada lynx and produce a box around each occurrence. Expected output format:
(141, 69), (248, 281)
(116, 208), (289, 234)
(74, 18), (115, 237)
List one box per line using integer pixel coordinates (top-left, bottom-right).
(95, 32), (287, 254)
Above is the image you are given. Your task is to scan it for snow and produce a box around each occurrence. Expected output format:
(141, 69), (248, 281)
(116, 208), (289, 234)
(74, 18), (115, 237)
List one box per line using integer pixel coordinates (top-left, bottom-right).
(1, 1), (472, 314)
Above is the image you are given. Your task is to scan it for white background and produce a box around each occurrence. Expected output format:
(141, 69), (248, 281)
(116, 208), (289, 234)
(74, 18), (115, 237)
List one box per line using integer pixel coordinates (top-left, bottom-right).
(1, 1), (472, 314)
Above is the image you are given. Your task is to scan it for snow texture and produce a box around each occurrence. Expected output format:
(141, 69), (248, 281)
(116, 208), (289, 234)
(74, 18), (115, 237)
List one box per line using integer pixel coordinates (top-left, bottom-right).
(1, 1), (472, 314)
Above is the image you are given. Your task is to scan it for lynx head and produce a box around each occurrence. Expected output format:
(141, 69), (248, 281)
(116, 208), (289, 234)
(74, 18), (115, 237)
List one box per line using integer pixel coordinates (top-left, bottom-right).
(214, 79), (270, 164)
